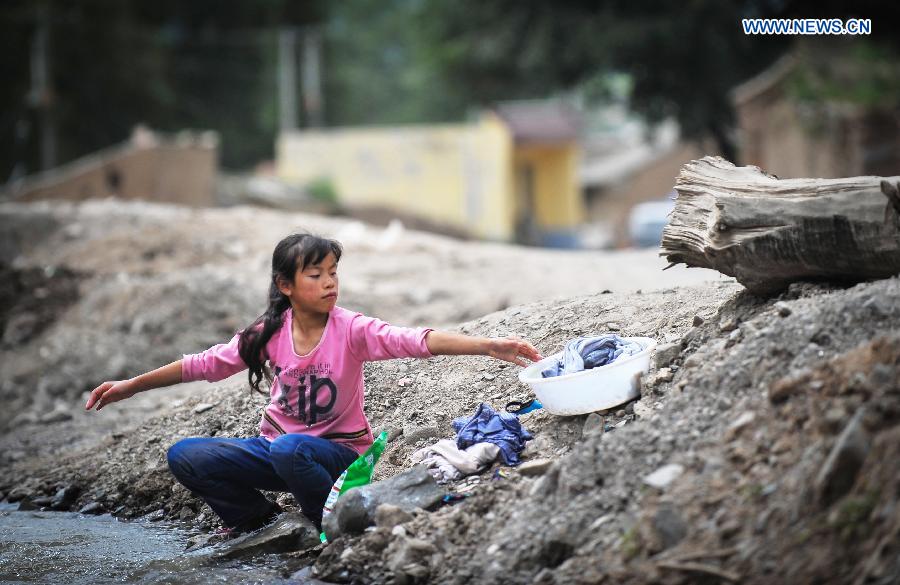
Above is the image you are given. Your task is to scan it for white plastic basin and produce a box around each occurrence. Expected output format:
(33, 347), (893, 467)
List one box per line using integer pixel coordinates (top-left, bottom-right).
(518, 337), (657, 415)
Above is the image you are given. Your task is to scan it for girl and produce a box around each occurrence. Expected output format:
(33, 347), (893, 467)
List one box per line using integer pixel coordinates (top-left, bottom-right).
(85, 233), (542, 534)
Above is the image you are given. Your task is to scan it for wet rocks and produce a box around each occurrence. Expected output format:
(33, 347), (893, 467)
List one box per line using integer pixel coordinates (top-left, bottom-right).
(178, 505), (195, 520)
(17, 498), (40, 511)
(217, 512), (321, 559)
(78, 501), (104, 515)
(185, 533), (218, 552)
(146, 508), (166, 521)
(6, 486), (34, 502)
(288, 566), (334, 585)
(323, 465), (446, 540)
(50, 485), (81, 510)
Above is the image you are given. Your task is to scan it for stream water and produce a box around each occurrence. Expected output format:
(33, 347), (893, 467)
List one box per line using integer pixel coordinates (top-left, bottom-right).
(0, 504), (311, 584)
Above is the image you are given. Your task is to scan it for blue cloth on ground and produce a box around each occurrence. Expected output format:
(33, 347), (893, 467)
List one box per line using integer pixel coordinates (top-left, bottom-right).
(453, 403), (533, 466)
(541, 334), (643, 378)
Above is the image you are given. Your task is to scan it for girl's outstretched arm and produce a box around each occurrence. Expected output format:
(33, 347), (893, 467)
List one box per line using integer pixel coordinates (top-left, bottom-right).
(425, 331), (543, 367)
(85, 359), (183, 411)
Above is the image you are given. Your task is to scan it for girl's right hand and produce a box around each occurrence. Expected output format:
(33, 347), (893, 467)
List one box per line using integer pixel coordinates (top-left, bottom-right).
(85, 379), (138, 411)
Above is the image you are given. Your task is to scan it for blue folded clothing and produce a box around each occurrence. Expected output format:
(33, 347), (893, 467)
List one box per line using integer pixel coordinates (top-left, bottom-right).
(453, 403), (533, 466)
(541, 335), (643, 378)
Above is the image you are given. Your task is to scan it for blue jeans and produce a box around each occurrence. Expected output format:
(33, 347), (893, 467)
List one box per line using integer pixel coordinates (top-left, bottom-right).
(167, 434), (358, 529)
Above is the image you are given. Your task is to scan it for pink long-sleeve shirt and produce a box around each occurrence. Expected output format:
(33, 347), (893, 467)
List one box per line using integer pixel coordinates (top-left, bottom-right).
(182, 306), (433, 454)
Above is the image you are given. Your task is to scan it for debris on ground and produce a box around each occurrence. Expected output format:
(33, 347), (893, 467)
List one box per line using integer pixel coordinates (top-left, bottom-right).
(1, 199), (898, 584)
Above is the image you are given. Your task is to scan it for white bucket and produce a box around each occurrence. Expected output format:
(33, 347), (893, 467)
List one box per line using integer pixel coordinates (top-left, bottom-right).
(517, 337), (657, 416)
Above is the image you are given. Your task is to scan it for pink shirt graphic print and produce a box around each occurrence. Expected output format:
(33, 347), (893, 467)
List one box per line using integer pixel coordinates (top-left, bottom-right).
(272, 362), (337, 426)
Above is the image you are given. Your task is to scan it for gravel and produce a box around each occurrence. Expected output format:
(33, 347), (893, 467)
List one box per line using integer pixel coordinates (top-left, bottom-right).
(2, 199), (898, 584)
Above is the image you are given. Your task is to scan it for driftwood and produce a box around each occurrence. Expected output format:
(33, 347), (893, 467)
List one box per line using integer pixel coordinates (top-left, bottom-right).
(661, 156), (900, 294)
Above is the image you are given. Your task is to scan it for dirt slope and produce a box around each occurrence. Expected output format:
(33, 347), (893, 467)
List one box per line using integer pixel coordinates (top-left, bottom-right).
(0, 199), (718, 435)
(2, 199), (898, 584)
(303, 277), (898, 585)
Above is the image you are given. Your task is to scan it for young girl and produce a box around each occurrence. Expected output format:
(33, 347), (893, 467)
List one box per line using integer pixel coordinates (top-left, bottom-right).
(85, 233), (542, 533)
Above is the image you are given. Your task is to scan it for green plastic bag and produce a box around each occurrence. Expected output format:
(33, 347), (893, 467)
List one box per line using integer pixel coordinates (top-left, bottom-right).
(320, 430), (388, 542)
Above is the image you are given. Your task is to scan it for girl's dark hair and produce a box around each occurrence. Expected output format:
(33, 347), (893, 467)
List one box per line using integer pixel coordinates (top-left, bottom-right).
(239, 233), (342, 394)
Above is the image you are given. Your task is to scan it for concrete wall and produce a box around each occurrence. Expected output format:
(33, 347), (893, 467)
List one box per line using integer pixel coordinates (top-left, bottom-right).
(8, 134), (218, 207)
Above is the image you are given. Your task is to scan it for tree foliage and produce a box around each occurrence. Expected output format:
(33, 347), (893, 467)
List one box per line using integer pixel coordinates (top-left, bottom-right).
(407, 0), (898, 159)
(1, 0), (324, 177)
(2, 0), (896, 179)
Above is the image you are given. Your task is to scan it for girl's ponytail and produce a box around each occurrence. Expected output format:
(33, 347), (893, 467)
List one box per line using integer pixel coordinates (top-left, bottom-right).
(238, 233), (342, 395)
(238, 281), (291, 395)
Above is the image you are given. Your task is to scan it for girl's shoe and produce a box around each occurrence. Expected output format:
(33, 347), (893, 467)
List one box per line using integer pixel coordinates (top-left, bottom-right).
(236, 503), (283, 533)
(216, 503), (283, 540)
(210, 526), (239, 542)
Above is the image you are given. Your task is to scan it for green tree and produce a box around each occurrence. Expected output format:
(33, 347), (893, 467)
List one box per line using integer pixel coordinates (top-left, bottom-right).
(406, 0), (899, 159)
(0, 0), (326, 178)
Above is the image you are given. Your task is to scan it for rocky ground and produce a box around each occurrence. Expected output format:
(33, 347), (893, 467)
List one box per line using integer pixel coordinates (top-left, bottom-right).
(315, 278), (900, 585)
(1, 199), (898, 584)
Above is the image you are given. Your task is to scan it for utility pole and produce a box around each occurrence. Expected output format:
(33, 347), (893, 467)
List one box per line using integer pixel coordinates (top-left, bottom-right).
(301, 27), (324, 127)
(278, 27), (298, 132)
(30, 1), (56, 171)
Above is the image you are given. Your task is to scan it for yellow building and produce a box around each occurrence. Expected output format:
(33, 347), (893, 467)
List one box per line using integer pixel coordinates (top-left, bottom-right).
(276, 103), (583, 246)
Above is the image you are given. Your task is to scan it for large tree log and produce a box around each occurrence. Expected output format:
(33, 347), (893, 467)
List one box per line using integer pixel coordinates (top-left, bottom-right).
(661, 156), (900, 294)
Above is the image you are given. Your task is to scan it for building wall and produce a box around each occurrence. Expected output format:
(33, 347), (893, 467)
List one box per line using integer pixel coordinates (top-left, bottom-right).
(738, 98), (900, 180)
(10, 141), (217, 207)
(465, 114), (516, 241)
(735, 83), (860, 179)
(585, 142), (710, 246)
(277, 116), (517, 241)
(513, 144), (582, 230)
(732, 61), (900, 180)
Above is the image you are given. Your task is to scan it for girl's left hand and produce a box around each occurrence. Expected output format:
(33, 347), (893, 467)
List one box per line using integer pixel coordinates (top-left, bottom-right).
(488, 336), (543, 366)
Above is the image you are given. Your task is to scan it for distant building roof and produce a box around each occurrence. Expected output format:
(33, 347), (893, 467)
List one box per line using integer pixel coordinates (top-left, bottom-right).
(579, 119), (680, 187)
(731, 54), (796, 106)
(493, 101), (582, 145)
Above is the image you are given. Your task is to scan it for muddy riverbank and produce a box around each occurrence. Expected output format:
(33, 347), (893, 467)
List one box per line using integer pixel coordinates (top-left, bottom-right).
(2, 199), (898, 584)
